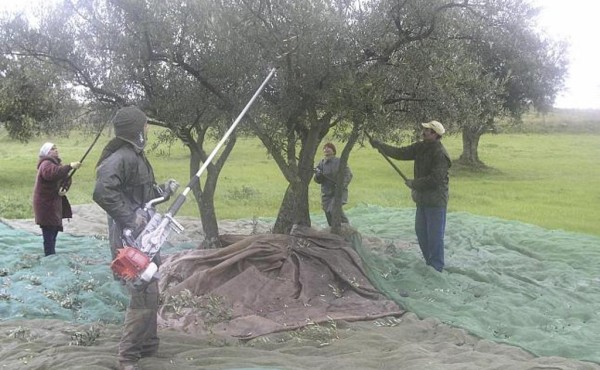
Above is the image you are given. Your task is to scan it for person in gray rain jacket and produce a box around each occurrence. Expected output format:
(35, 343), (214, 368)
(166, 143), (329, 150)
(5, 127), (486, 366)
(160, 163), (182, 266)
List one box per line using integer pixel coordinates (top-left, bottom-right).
(314, 142), (353, 226)
(93, 106), (176, 370)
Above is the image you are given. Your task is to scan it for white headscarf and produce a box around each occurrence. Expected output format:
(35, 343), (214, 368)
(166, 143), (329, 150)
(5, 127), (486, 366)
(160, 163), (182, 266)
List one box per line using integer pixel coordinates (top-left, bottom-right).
(39, 142), (55, 157)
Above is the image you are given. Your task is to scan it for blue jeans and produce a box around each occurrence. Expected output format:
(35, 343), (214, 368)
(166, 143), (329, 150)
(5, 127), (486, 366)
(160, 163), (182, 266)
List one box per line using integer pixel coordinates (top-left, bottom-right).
(415, 206), (446, 271)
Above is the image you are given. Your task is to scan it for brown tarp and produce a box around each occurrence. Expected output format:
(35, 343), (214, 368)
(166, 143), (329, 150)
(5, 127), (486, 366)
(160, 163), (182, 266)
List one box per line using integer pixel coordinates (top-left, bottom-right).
(158, 225), (404, 339)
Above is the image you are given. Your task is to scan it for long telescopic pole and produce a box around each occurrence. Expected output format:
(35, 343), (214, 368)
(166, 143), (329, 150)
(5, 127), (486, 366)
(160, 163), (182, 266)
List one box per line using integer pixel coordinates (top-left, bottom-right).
(59, 120), (109, 193)
(167, 67), (276, 217)
(364, 132), (409, 182)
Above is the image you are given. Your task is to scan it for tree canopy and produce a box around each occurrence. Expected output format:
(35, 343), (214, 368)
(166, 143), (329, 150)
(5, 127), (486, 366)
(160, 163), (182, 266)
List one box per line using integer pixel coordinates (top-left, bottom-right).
(0, 0), (567, 237)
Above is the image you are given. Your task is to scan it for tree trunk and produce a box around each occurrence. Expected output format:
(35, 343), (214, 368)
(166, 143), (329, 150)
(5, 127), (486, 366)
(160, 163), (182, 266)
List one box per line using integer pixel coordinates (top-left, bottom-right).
(188, 148), (221, 248)
(330, 126), (360, 234)
(197, 183), (220, 249)
(273, 179), (311, 234)
(270, 111), (328, 234)
(458, 126), (485, 167)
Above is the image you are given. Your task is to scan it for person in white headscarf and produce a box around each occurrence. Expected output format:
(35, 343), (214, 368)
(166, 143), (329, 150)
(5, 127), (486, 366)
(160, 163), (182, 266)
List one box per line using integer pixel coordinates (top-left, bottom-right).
(32, 142), (81, 256)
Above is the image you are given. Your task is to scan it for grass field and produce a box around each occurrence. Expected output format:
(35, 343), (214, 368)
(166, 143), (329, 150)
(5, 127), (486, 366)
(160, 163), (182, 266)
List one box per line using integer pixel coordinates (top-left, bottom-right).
(1, 109), (599, 236)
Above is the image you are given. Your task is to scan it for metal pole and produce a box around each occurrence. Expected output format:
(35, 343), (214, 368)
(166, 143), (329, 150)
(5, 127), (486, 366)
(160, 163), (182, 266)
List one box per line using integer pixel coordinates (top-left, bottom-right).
(365, 132), (410, 183)
(59, 120), (109, 193)
(167, 67), (277, 216)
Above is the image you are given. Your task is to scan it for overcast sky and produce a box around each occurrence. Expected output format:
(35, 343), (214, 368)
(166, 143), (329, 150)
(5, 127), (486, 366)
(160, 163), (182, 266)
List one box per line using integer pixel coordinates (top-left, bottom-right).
(534, 0), (600, 109)
(1, 0), (599, 110)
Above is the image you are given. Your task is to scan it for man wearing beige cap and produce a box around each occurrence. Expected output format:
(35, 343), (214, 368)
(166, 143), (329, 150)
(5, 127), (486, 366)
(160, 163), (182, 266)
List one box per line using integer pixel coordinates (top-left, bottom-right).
(370, 120), (451, 272)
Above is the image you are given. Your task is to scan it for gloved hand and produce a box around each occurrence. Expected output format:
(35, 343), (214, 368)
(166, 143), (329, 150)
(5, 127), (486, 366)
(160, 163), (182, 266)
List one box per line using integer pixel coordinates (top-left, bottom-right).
(122, 228), (137, 248)
(125, 209), (149, 239)
(314, 167), (324, 182)
(164, 178), (179, 194)
(70, 161), (82, 169)
(405, 179), (414, 189)
(134, 211), (147, 229)
(58, 177), (72, 196)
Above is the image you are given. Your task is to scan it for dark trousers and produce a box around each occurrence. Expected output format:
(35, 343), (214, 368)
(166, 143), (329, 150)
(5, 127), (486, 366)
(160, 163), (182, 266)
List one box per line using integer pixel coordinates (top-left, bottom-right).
(119, 279), (160, 364)
(325, 210), (349, 226)
(415, 206), (447, 272)
(41, 226), (60, 256)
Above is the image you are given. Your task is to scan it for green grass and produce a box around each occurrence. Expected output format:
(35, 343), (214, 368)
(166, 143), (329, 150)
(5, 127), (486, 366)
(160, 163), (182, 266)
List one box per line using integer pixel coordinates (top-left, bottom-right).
(449, 133), (600, 234)
(1, 117), (599, 237)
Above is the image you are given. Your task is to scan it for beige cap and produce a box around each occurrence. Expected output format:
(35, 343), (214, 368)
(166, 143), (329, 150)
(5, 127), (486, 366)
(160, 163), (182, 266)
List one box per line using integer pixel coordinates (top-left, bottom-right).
(421, 120), (445, 136)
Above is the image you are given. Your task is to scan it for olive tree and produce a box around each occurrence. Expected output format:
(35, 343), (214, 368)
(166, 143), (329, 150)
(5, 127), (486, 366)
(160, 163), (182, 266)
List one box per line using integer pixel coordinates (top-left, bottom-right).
(1, 0), (269, 246)
(0, 46), (79, 141)
(1, 0), (567, 238)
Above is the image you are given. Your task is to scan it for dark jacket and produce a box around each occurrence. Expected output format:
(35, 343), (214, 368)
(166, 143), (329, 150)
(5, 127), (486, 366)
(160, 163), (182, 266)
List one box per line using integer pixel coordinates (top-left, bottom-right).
(93, 142), (159, 231)
(314, 156), (353, 212)
(33, 157), (73, 228)
(377, 140), (451, 207)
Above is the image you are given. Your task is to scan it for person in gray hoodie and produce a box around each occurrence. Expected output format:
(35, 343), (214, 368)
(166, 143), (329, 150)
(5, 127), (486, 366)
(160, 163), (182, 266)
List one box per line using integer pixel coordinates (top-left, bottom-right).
(314, 142), (353, 226)
(93, 106), (171, 370)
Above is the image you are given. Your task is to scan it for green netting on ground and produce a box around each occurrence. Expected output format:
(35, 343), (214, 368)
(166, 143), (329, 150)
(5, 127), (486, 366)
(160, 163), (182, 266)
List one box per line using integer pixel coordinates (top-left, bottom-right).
(0, 224), (196, 324)
(1, 204), (599, 364)
(340, 204), (600, 364)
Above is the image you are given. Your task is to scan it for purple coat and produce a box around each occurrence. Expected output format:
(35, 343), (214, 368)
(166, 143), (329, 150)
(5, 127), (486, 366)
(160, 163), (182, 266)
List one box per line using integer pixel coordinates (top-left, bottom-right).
(32, 156), (73, 228)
